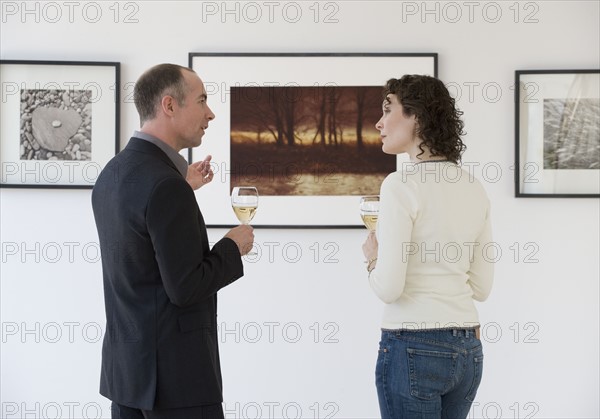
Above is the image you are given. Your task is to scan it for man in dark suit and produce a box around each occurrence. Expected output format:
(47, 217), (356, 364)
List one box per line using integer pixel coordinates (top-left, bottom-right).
(92, 63), (254, 419)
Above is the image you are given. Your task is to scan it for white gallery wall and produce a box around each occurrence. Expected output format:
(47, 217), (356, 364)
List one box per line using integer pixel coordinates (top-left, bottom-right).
(1, 1), (599, 418)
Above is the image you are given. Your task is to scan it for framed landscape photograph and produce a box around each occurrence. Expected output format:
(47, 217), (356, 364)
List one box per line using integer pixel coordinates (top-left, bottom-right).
(189, 53), (437, 227)
(515, 69), (600, 197)
(0, 60), (120, 188)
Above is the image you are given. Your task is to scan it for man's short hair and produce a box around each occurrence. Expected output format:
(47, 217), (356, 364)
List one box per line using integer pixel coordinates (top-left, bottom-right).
(134, 63), (195, 124)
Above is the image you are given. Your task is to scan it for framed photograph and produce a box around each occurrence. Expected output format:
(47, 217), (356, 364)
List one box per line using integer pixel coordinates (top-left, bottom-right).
(189, 53), (437, 227)
(0, 60), (120, 189)
(515, 69), (600, 197)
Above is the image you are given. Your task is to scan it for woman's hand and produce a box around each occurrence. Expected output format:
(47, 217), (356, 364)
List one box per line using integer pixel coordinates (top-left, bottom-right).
(362, 232), (379, 262)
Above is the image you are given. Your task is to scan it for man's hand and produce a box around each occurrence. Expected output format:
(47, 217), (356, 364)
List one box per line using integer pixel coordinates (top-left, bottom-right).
(186, 155), (214, 190)
(225, 225), (255, 256)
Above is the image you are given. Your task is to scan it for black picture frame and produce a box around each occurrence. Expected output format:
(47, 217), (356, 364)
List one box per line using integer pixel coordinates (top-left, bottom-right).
(0, 60), (120, 189)
(188, 53), (438, 227)
(515, 69), (600, 197)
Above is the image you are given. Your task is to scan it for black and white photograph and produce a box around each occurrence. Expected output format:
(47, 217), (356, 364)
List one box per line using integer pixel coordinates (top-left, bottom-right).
(0, 60), (119, 188)
(543, 98), (600, 170)
(20, 89), (93, 161)
(516, 69), (600, 197)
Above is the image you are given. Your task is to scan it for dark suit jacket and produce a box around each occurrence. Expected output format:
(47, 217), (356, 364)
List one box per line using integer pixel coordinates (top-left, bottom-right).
(92, 137), (243, 410)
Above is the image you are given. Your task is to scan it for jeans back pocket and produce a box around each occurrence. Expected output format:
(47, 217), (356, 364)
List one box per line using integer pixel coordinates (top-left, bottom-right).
(407, 348), (459, 400)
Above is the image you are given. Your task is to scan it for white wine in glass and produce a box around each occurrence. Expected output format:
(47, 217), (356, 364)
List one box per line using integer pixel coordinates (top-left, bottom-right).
(360, 195), (380, 232)
(231, 186), (258, 255)
(231, 186), (258, 224)
(232, 206), (257, 224)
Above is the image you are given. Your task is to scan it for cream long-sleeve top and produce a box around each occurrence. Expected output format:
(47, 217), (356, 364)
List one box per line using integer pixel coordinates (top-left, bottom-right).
(369, 161), (494, 330)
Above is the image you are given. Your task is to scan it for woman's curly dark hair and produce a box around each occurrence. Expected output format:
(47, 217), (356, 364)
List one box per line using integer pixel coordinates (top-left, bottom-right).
(384, 75), (466, 163)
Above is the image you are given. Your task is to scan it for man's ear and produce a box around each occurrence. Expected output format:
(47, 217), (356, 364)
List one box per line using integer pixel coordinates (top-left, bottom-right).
(160, 95), (175, 116)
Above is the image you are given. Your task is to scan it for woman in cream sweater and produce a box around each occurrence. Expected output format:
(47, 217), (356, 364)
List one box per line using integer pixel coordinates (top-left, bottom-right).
(362, 75), (494, 419)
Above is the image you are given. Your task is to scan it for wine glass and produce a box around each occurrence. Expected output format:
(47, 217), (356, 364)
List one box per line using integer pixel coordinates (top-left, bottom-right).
(231, 186), (258, 255)
(359, 195), (380, 232)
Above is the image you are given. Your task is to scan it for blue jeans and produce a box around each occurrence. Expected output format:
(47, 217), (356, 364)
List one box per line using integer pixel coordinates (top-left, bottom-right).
(376, 328), (484, 419)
